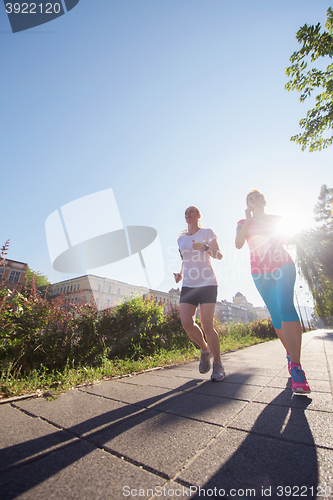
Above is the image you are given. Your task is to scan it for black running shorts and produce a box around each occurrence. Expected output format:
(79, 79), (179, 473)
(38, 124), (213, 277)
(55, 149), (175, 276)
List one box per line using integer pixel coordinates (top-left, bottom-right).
(179, 286), (218, 307)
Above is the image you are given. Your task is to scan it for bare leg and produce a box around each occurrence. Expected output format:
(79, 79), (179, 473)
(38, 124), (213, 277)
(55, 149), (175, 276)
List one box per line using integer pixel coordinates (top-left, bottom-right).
(179, 303), (208, 351)
(200, 303), (221, 362)
(281, 320), (302, 364)
(274, 328), (288, 351)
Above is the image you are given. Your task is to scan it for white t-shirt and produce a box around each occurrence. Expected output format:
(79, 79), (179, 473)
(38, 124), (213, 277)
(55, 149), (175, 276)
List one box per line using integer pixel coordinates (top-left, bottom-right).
(177, 228), (218, 288)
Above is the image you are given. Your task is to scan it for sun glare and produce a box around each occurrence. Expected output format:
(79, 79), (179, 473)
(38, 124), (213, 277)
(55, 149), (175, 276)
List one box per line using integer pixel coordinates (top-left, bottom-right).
(275, 212), (311, 239)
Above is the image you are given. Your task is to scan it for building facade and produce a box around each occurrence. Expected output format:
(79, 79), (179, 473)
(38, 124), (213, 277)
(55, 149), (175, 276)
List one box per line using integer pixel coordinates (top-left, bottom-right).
(233, 292), (253, 310)
(49, 275), (269, 323)
(0, 259), (28, 293)
(215, 300), (249, 324)
(49, 275), (181, 312)
(253, 306), (271, 320)
(232, 292), (271, 322)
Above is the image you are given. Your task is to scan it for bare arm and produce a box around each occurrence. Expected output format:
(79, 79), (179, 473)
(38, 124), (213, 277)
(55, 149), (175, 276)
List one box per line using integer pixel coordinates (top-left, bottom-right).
(192, 238), (223, 260)
(235, 208), (252, 249)
(173, 258), (184, 283)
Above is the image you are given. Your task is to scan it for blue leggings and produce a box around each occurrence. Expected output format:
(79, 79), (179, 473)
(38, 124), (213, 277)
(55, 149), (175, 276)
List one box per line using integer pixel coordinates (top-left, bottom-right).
(252, 263), (299, 330)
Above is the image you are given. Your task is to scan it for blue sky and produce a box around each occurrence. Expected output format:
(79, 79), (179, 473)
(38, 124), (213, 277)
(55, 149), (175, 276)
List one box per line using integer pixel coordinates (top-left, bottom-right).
(1, 0), (332, 308)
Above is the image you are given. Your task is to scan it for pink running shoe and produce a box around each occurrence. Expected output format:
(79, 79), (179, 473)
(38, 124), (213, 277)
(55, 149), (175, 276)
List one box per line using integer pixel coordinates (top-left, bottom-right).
(290, 363), (311, 394)
(286, 351), (291, 375)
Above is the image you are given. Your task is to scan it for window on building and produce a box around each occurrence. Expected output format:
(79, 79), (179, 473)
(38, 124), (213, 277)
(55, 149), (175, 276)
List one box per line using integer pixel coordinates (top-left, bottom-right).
(74, 285), (76, 292)
(108, 286), (111, 293)
(97, 285), (101, 292)
(0, 268), (4, 280)
(77, 284), (80, 290)
(8, 271), (21, 283)
(70, 285), (73, 292)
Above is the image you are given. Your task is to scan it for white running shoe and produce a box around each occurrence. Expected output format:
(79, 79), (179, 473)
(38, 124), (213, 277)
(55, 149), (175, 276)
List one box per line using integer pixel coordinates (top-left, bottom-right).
(199, 349), (211, 374)
(211, 361), (226, 382)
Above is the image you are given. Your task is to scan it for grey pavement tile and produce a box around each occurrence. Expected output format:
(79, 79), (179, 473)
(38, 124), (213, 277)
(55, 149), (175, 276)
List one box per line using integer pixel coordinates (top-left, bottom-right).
(153, 363), (202, 374)
(267, 377), (332, 393)
(14, 389), (144, 438)
(301, 363), (331, 373)
(220, 371), (274, 386)
(0, 404), (77, 472)
(230, 366), (282, 375)
(252, 364), (285, 371)
(253, 386), (333, 412)
(230, 401), (333, 448)
(217, 362), (247, 371)
(299, 350), (328, 360)
(192, 380), (262, 401)
(178, 427), (332, 498)
(155, 391), (248, 426)
(119, 372), (207, 390)
(81, 379), (182, 407)
(0, 440), (164, 500)
(89, 409), (219, 478)
(325, 362), (333, 373)
(158, 364), (204, 377)
(302, 353), (328, 361)
(306, 371), (331, 381)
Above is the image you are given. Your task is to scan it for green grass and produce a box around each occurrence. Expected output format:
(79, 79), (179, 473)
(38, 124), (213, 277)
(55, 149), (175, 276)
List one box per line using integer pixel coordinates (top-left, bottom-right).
(0, 334), (275, 400)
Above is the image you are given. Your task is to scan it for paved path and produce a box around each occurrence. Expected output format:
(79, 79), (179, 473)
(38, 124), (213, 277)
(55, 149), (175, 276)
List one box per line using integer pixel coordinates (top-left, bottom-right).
(0, 329), (332, 500)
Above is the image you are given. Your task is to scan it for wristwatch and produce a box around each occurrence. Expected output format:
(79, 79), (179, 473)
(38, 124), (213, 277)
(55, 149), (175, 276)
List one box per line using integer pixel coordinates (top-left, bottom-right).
(204, 244), (209, 252)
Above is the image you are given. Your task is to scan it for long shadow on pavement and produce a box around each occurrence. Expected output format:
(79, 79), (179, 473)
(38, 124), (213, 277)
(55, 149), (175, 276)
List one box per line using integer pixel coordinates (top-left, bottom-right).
(190, 389), (317, 499)
(0, 376), (251, 498)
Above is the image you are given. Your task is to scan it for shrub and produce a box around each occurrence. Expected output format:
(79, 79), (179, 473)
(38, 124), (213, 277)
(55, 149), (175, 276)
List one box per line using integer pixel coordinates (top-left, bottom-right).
(98, 295), (165, 360)
(159, 305), (195, 351)
(0, 274), (277, 376)
(0, 286), (78, 371)
(249, 319), (277, 339)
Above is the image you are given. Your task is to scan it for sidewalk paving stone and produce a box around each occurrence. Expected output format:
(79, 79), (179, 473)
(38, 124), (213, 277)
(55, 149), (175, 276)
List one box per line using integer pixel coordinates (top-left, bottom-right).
(267, 376), (332, 393)
(0, 404), (78, 473)
(253, 386), (333, 412)
(0, 440), (165, 500)
(1, 329), (332, 500)
(80, 379), (185, 408)
(177, 427), (333, 498)
(89, 408), (220, 478)
(192, 379), (263, 400)
(14, 389), (145, 438)
(154, 391), (249, 426)
(229, 400), (333, 448)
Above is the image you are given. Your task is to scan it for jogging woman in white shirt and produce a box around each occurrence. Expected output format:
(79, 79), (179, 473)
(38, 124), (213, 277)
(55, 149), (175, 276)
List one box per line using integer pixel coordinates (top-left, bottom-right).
(174, 206), (225, 381)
